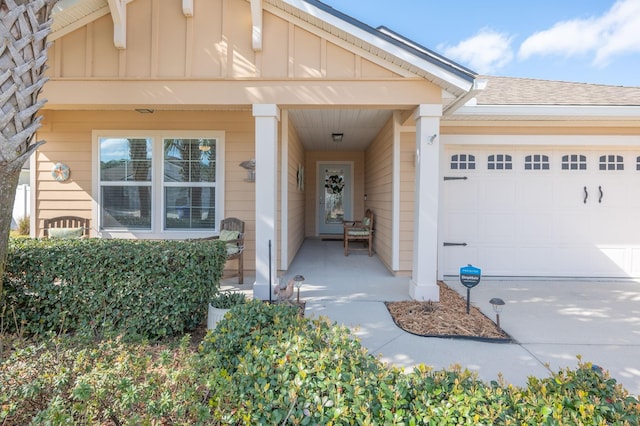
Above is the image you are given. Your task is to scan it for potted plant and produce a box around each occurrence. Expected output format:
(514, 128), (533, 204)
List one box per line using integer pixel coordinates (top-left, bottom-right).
(207, 291), (247, 330)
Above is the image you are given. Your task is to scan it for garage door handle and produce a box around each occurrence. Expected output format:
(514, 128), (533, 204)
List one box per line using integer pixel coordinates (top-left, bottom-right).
(443, 242), (467, 247)
(583, 186), (588, 204)
(599, 186), (603, 203)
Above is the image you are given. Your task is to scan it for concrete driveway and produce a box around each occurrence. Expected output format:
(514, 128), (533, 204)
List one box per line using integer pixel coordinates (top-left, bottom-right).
(221, 239), (640, 397)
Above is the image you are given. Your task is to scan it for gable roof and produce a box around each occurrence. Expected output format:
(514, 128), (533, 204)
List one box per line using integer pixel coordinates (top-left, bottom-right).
(50, 0), (479, 100)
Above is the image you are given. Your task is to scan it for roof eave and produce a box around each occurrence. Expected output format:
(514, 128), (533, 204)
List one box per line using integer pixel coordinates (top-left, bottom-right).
(275, 0), (476, 94)
(453, 104), (640, 119)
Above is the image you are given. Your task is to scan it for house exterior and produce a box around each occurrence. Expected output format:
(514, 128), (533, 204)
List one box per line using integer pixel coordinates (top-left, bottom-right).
(35, 0), (640, 301)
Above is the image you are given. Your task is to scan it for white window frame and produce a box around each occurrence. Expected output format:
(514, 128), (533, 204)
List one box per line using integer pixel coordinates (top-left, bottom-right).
(92, 130), (225, 239)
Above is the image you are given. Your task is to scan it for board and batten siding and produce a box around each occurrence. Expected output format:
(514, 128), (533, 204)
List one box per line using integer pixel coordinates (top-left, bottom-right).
(35, 110), (258, 272)
(48, 0), (401, 81)
(364, 117), (394, 271)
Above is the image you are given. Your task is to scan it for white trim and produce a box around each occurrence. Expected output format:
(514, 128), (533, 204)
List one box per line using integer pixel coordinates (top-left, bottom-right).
(182, 0), (194, 17)
(29, 152), (37, 238)
(92, 130), (225, 240)
(107, 0), (127, 49)
(391, 112), (401, 271)
(280, 110), (289, 269)
(251, 0), (263, 51)
(443, 134), (640, 147)
(454, 104), (640, 118)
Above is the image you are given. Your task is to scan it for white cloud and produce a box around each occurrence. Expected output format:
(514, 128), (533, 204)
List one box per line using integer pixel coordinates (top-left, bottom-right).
(518, 0), (640, 67)
(438, 29), (514, 74)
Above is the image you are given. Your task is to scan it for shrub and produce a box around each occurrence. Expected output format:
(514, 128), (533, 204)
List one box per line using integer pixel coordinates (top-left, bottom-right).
(0, 334), (210, 425)
(209, 290), (247, 309)
(2, 238), (227, 339)
(17, 216), (29, 235)
(1, 303), (639, 424)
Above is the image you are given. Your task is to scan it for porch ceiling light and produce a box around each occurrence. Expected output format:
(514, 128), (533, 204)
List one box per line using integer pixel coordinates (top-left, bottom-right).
(331, 133), (344, 143)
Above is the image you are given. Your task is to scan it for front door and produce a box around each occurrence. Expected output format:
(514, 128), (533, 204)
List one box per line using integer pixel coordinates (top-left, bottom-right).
(318, 163), (352, 234)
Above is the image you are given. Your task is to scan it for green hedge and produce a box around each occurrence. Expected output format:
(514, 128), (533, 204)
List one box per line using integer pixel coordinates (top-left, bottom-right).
(2, 300), (639, 424)
(2, 238), (227, 339)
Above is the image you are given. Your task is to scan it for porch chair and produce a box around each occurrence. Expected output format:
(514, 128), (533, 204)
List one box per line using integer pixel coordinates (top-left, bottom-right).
(43, 216), (90, 238)
(211, 217), (245, 284)
(343, 209), (374, 256)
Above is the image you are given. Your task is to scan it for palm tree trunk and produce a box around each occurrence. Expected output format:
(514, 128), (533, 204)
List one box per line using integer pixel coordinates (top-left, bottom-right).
(0, 0), (58, 295)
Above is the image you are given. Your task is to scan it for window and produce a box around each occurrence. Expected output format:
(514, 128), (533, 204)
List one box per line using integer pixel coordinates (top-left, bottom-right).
(524, 154), (550, 170)
(487, 154), (512, 170)
(599, 154), (624, 171)
(450, 154), (476, 170)
(95, 131), (224, 238)
(561, 154), (587, 170)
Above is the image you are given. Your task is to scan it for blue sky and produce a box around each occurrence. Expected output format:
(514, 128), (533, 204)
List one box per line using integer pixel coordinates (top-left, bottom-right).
(320, 0), (640, 87)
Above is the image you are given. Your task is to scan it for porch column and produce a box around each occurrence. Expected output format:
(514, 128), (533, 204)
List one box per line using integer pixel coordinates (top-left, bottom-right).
(410, 104), (442, 301)
(253, 104), (280, 300)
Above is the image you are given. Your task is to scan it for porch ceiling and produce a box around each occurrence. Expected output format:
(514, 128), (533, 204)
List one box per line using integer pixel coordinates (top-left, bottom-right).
(288, 108), (394, 151)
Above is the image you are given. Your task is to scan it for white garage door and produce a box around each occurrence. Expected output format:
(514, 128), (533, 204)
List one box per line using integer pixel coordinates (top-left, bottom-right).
(440, 147), (640, 279)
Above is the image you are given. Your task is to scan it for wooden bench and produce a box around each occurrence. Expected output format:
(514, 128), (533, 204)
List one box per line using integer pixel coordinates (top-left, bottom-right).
(43, 216), (90, 238)
(343, 209), (374, 256)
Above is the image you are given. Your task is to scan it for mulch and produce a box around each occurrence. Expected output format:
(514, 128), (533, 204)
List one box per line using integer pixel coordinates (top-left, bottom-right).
(385, 282), (511, 341)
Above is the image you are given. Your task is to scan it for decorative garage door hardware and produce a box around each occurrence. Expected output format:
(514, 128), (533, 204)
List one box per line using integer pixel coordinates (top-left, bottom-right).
(443, 176), (468, 181)
(443, 242), (467, 247)
(583, 186), (605, 204)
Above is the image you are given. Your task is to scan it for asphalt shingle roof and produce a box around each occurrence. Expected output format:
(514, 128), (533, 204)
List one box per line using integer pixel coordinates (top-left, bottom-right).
(475, 76), (640, 106)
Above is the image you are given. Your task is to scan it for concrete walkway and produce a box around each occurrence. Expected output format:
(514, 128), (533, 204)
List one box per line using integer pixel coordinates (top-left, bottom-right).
(221, 239), (640, 397)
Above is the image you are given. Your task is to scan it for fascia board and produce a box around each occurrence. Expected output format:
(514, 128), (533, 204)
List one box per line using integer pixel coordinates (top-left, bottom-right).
(454, 105), (640, 118)
(278, 0), (474, 93)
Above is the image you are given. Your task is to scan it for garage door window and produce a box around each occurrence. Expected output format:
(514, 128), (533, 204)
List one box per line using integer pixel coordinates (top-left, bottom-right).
(599, 155), (624, 171)
(450, 154), (476, 170)
(562, 154), (587, 170)
(524, 154), (550, 170)
(488, 154), (512, 170)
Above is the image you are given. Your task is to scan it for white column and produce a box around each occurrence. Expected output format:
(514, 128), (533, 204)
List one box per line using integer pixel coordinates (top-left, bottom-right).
(410, 104), (442, 301)
(253, 104), (280, 300)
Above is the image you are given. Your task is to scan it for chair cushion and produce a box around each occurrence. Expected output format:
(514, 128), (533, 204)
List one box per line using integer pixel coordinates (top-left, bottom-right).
(348, 229), (370, 237)
(226, 244), (241, 256)
(219, 229), (240, 241)
(361, 216), (371, 227)
(48, 227), (84, 239)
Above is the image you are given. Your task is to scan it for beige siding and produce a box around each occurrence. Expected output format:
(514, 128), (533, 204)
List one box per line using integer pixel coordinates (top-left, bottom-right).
(47, 0), (404, 82)
(286, 119), (306, 267)
(364, 118), (394, 270)
(36, 110), (258, 272)
(399, 131), (416, 273)
(304, 151), (364, 237)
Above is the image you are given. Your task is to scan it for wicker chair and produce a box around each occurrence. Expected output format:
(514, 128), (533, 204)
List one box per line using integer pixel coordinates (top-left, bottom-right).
(343, 209), (374, 256)
(43, 216), (90, 238)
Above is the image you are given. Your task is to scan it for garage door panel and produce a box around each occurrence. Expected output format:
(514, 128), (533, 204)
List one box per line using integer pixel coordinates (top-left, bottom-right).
(479, 180), (516, 210)
(442, 148), (640, 279)
(441, 247), (479, 276)
(519, 213), (553, 243)
(518, 179), (555, 208)
(554, 212), (591, 244)
(445, 212), (478, 240)
(479, 213), (516, 242)
(477, 246), (517, 276)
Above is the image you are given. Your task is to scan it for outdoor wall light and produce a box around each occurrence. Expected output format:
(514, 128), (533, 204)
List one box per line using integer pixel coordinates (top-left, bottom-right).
(293, 274), (305, 303)
(489, 297), (505, 329)
(331, 133), (344, 143)
(239, 159), (256, 182)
